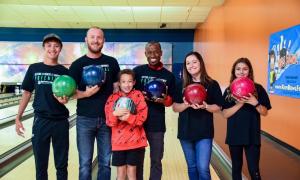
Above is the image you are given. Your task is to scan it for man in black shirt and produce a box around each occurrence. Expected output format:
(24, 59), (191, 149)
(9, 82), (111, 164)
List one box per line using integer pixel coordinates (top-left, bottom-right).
(69, 27), (120, 180)
(15, 33), (70, 180)
(134, 41), (176, 180)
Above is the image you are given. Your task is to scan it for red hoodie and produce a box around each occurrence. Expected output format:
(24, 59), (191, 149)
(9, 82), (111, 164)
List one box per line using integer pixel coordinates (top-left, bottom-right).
(105, 90), (148, 151)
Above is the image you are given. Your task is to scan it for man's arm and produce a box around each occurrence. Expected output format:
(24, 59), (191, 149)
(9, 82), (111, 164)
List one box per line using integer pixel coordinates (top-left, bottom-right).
(15, 90), (32, 137)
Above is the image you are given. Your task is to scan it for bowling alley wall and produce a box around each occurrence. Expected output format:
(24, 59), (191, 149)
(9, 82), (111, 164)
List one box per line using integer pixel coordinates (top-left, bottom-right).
(0, 29), (193, 85)
(194, 0), (300, 152)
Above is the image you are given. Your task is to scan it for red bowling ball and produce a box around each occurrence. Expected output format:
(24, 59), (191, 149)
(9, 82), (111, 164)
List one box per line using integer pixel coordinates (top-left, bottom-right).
(184, 84), (207, 105)
(230, 77), (255, 99)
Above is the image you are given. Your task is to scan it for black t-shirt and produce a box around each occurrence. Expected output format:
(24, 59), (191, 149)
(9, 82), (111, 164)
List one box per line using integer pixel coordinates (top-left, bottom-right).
(69, 54), (120, 118)
(21, 62), (69, 120)
(174, 80), (223, 140)
(223, 83), (272, 145)
(133, 64), (176, 132)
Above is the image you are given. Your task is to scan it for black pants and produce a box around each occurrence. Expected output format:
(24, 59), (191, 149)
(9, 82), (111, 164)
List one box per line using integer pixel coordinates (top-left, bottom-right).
(136, 132), (165, 180)
(229, 145), (261, 180)
(32, 116), (69, 180)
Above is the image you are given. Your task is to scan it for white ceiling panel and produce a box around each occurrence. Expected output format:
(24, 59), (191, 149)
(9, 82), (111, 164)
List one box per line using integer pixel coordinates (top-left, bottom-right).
(128, 0), (163, 6)
(10, 5), (53, 21)
(161, 7), (190, 22)
(163, 0), (199, 6)
(0, 5), (20, 21)
(102, 6), (133, 22)
(163, 23), (181, 29)
(137, 23), (159, 29)
(0, 0), (20, 4)
(113, 22), (137, 29)
(68, 22), (92, 28)
(45, 21), (72, 28)
(56, 0), (93, 6)
(0, 21), (26, 27)
(90, 22), (115, 29)
(23, 21), (49, 28)
(91, 0), (128, 6)
(18, 0), (58, 5)
(132, 7), (161, 22)
(0, 1), (224, 29)
(71, 6), (107, 22)
(41, 6), (78, 22)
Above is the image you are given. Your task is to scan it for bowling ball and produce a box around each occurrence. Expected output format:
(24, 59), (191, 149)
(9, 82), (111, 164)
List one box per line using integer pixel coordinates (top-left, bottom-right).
(52, 75), (76, 97)
(230, 77), (255, 99)
(82, 65), (106, 86)
(113, 97), (136, 114)
(144, 79), (166, 100)
(183, 83), (207, 105)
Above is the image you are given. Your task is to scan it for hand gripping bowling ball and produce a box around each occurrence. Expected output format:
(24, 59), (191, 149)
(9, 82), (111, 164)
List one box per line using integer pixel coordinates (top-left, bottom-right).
(144, 79), (167, 100)
(113, 97), (136, 114)
(183, 83), (207, 105)
(82, 65), (106, 86)
(230, 77), (255, 99)
(52, 75), (76, 97)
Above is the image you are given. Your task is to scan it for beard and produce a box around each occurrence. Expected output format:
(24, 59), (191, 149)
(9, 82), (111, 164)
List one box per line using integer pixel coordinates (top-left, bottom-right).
(87, 42), (103, 54)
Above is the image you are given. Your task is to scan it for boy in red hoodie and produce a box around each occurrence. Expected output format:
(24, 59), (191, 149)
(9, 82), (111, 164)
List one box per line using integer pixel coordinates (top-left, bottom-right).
(105, 69), (148, 180)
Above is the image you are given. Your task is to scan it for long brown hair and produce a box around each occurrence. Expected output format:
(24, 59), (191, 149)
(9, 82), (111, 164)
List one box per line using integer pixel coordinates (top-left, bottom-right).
(182, 51), (212, 88)
(226, 57), (256, 101)
(229, 57), (254, 84)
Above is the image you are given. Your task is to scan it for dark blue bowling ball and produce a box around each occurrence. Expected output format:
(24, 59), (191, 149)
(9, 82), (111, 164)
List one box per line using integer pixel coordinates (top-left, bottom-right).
(144, 79), (166, 100)
(82, 65), (106, 86)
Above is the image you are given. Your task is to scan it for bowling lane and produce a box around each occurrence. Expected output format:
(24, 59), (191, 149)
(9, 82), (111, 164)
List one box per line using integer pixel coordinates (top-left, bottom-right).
(2, 119), (97, 180)
(3, 107), (220, 180)
(0, 100), (76, 155)
(0, 102), (33, 122)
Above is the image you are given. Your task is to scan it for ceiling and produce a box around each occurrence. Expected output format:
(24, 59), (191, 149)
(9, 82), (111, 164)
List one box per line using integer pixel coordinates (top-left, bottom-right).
(0, 0), (224, 29)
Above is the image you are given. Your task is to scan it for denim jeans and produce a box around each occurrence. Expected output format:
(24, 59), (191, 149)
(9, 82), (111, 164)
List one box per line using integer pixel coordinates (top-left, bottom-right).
(32, 116), (69, 180)
(76, 116), (112, 180)
(180, 138), (213, 180)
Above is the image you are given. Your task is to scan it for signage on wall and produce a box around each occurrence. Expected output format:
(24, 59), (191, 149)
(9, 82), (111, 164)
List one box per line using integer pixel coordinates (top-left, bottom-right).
(0, 42), (172, 83)
(267, 24), (300, 98)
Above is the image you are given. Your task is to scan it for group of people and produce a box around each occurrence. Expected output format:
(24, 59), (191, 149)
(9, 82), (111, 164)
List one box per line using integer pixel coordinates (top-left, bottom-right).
(15, 26), (271, 180)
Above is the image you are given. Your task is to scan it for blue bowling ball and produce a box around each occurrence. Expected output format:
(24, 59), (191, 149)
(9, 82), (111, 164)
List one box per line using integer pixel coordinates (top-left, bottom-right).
(113, 97), (136, 114)
(144, 79), (166, 100)
(82, 65), (106, 86)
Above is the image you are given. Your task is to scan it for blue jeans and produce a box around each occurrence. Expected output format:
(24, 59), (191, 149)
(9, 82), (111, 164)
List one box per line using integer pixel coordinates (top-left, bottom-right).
(76, 116), (112, 180)
(180, 138), (213, 180)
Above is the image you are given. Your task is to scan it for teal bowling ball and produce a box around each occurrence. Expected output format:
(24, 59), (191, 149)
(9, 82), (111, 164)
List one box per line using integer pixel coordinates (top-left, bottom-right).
(113, 97), (136, 114)
(52, 75), (76, 97)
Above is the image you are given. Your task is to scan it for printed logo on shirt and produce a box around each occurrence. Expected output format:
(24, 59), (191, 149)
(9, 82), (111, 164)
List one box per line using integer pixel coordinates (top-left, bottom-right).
(140, 76), (167, 86)
(83, 64), (110, 72)
(101, 64), (110, 72)
(34, 73), (60, 85)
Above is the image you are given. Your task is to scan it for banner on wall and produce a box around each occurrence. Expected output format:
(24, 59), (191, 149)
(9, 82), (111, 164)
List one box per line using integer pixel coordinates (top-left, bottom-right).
(0, 42), (172, 83)
(268, 24), (300, 98)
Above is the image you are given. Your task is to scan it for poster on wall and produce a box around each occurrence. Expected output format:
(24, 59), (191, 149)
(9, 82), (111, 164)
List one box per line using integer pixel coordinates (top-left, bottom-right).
(268, 24), (300, 98)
